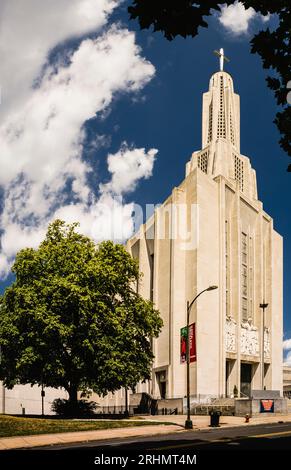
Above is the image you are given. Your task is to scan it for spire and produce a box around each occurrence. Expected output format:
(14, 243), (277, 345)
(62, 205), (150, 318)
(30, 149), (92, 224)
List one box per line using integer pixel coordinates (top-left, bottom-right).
(186, 52), (258, 202)
(213, 48), (230, 72)
(202, 70), (240, 152)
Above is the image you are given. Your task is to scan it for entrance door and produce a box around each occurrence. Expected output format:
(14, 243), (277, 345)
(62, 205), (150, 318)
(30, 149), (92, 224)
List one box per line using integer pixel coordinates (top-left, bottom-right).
(240, 363), (252, 397)
(225, 360), (235, 397)
(156, 371), (167, 399)
(160, 382), (166, 399)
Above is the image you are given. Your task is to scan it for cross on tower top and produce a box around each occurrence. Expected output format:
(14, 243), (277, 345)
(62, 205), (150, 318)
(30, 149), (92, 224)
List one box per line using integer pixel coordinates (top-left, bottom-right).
(213, 48), (230, 72)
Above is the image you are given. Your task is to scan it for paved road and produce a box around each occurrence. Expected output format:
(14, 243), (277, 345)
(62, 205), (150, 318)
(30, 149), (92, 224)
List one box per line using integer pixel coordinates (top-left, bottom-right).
(1, 423), (290, 466)
(34, 421), (291, 451)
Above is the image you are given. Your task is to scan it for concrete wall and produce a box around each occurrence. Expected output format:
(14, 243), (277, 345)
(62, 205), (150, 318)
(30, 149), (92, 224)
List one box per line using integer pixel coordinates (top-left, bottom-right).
(235, 398), (287, 416)
(195, 170), (220, 397)
(271, 230), (283, 391)
(0, 382), (67, 415)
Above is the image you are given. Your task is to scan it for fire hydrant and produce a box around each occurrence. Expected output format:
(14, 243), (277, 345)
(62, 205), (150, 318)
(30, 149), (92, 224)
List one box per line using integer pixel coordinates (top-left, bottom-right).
(245, 413), (250, 423)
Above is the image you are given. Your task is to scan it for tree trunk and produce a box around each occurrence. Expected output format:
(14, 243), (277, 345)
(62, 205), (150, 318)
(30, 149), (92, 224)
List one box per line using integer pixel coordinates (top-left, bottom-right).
(68, 383), (78, 406)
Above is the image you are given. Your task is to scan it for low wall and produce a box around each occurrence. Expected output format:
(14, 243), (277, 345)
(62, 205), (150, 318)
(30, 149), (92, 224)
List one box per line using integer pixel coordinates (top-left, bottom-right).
(235, 397), (288, 416)
(0, 383), (67, 415)
(157, 398), (183, 414)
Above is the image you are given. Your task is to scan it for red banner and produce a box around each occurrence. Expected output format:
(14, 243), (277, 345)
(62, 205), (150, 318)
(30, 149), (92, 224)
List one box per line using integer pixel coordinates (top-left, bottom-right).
(180, 327), (187, 363)
(181, 324), (196, 363)
(189, 323), (196, 363)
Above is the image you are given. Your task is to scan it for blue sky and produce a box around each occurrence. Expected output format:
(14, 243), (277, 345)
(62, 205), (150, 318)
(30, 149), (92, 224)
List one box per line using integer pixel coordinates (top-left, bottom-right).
(0, 2), (290, 356)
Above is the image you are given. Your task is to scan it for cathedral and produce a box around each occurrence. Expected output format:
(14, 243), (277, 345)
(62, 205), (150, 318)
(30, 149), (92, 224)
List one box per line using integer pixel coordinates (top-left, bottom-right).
(124, 50), (283, 404)
(2, 52), (282, 415)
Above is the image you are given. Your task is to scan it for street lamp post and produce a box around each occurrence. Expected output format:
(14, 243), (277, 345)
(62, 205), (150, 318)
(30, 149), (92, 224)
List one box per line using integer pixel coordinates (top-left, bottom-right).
(124, 387), (129, 418)
(259, 302), (268, 390)
(185, 285), (218, 430)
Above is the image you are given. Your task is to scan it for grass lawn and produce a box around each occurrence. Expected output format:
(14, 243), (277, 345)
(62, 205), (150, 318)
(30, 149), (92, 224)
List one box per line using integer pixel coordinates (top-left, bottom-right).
(0, 415), (172, 438)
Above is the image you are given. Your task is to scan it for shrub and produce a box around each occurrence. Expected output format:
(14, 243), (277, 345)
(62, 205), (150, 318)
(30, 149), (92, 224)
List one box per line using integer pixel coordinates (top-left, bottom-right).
(51, 398), (98, 417)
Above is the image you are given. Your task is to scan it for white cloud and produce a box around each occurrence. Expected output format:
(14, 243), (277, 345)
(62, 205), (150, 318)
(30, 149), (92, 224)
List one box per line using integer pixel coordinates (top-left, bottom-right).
(0, 27), (155, 189)
(0, 4), (157, 278)
(284, 351), (291, 367)
(101, 144), (158, 195)
(261, 13), (271, 23)
(0, 0), (120, 118)
(54, 196), (135, 243)
(219, 1), (270, 35)
(283, 339), (291, 351)
(283, 339), (291, 367)
(53, 144), (157, 242)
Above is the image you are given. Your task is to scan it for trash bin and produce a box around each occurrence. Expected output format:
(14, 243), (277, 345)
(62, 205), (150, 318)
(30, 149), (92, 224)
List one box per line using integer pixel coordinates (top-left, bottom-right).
(209, 410), (221, 427)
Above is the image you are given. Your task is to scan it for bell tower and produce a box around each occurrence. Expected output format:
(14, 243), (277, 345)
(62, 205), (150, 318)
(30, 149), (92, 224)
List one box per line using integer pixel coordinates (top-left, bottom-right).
(202, 71), (240, 153)
(186, 48), (258, 201)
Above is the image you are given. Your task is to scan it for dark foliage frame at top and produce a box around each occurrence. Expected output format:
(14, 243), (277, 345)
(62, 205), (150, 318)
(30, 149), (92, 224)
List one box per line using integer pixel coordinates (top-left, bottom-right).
(128, 1), (291, 170)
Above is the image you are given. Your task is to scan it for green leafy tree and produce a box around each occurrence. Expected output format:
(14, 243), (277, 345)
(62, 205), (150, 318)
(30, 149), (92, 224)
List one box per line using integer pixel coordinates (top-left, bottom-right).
(0, 220), (162, 407)
(128, 1), (291, 169)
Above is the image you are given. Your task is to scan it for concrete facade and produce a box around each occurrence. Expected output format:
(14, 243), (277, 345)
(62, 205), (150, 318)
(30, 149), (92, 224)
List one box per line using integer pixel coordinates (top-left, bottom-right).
(0, 382), (67, 415)
(235, 390), (287, 416)
(122, 70), (283, 404)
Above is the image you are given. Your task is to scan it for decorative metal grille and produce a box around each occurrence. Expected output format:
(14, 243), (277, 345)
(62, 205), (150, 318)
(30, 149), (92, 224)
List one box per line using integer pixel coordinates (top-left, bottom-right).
(217, 76), (226, 138)
(241, 233), (248, 321)
(208, 101), (213, 143)
(230, 110), (235, 145)
(198, 151), (208, 173)
(234, 154), (244, 191)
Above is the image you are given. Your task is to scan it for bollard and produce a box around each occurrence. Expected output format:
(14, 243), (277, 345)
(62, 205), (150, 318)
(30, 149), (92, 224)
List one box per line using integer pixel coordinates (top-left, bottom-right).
(245, 413), (250, 423)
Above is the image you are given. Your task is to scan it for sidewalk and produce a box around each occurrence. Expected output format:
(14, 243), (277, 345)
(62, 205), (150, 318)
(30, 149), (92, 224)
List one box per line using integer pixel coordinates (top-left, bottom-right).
(141, 413), (291, 428)
(0, 424), (182, 450)
(1, 413), (291, 450)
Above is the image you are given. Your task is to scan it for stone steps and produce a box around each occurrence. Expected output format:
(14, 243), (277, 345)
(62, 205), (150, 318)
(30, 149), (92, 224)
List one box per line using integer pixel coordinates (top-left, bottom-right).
(192, 398), (235, 416)
(192, 404), (235, 416)
(211, 398), (235, 406)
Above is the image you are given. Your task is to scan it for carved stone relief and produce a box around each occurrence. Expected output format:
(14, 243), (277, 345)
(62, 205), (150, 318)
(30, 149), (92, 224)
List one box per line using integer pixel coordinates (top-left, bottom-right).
(240, 319), (259, 356)
(225, 316), (236, 352)
(264, 327), (270, 358)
